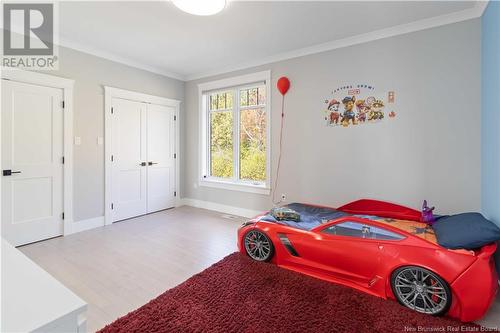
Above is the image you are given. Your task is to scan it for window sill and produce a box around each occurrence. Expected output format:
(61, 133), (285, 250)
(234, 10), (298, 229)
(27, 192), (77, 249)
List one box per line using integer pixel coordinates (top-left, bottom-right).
(199, 178), (270, 195)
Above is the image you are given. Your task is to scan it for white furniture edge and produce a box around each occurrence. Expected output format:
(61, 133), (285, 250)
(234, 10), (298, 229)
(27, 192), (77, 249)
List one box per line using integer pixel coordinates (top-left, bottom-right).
(104, 86), (181, 225)
(197, 70), (272, 195)
(1, 69), (75, 237)
(180, 198), (261, 218)
(1, 238), (87, 333)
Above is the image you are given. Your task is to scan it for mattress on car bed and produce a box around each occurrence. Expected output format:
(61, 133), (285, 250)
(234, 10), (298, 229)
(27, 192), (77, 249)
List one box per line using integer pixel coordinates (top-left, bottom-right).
(259, 203), (439, 245)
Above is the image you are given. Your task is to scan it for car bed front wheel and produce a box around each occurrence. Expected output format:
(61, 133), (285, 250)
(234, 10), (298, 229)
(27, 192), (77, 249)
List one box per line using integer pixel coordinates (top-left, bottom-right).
(244, 230), (274, 262)
(391, 266), (452, 316)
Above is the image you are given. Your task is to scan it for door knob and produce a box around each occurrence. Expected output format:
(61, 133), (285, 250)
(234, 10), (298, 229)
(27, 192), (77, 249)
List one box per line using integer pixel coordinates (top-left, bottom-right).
(3, 170), (21, 176)
(140, 162), (147, 166)
(148, 162), (158, 166)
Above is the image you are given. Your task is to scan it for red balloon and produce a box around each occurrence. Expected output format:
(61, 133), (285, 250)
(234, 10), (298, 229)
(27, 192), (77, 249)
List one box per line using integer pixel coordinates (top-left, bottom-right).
(277, 77), (290, 95)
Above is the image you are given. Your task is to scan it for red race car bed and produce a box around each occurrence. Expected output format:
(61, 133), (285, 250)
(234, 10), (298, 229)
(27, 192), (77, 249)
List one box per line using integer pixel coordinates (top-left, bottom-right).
(237, 199), (498, 322)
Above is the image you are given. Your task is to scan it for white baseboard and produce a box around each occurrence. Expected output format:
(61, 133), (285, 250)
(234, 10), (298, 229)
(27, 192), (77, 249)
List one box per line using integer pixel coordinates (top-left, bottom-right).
(63, 199), (261, 236)
(64, 216), (105, 235)
(180, 198), (262, 218)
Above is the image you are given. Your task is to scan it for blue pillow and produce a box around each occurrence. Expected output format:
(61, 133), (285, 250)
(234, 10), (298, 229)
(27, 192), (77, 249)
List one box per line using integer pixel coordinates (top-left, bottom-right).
(433, 213), (500, 249)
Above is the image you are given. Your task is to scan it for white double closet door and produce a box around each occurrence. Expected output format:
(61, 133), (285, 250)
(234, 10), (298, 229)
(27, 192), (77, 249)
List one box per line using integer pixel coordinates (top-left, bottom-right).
(111, 98), (176, 222)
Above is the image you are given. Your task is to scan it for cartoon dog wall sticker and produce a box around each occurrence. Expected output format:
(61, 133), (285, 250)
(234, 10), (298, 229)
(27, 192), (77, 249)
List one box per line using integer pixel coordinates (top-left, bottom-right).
(355, 99), (369, 123)
(326, 99), (341, 125)
(341, 96), (357, 127)
(323, 85), (396, 128)
(368, 99), (385, 121)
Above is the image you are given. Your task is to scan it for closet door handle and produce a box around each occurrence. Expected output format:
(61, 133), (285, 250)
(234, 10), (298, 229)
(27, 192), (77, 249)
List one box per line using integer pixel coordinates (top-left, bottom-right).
(140, 162), (147, 166)
(3, 170), (21, 176)
(148, 162), (158, 166)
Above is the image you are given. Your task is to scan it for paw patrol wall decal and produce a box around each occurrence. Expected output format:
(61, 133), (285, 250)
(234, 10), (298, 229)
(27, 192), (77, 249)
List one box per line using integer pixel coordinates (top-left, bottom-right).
(323, 84), (397, 127)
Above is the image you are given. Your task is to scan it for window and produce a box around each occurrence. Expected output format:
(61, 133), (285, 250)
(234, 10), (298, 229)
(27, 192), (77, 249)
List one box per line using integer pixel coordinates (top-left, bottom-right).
(209, 91), (234, 178)
(199, 71), (271, 194)
(323, 221), (405, 241)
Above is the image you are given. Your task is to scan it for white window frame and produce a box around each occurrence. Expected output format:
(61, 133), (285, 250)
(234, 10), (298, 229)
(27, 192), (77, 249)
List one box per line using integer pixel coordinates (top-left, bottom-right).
(198, 70), (271, 195)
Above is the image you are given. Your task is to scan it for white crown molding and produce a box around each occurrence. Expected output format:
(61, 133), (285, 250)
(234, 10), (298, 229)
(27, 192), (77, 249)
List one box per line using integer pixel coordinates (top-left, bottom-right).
(4, 24), (187, 80)
(58, 36), (186, 81)
(185, 3), (486, 81)
(44, 0), (488, 82)
(475, 0), (490, 16)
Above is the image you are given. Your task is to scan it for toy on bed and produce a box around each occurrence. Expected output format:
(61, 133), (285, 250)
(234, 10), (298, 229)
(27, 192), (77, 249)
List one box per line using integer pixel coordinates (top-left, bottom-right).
(421, 200), (435, 224)
(269, 206), (301, 222)
(260, 203), (348, 230)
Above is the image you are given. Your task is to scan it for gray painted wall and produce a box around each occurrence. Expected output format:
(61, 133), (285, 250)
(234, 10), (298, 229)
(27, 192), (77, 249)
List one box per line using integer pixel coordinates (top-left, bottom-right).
(42, 47), (184, 222)
(182, 19), (481, 215)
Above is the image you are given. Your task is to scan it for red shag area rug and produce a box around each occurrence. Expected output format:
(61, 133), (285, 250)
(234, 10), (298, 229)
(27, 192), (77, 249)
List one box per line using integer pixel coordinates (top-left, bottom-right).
(99, 253), (484, 333)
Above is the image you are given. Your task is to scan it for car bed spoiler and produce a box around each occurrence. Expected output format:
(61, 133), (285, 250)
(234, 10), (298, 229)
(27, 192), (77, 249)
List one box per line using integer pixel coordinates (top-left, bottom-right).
(338, 199), (422, 222)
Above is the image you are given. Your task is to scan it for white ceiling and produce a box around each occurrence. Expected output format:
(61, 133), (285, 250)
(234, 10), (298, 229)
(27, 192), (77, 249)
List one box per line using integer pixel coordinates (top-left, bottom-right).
(59, 1), (483, 80)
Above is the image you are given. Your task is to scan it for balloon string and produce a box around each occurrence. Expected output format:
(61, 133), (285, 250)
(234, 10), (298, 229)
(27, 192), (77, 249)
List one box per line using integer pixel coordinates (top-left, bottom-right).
(272, 94), (285, 206)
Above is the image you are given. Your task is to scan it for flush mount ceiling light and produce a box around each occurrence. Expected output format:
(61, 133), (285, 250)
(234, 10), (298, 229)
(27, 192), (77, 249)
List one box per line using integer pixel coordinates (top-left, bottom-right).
(172, 0), (226, 16)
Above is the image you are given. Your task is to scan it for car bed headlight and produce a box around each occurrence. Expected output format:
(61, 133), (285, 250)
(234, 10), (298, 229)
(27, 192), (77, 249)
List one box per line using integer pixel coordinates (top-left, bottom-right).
(241, 221), (256, 227)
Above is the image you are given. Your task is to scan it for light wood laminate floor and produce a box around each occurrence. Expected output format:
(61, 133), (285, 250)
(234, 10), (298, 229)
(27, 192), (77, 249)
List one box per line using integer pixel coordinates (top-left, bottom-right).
(19, 206), (245, 332)
(19, 206), (500, 332)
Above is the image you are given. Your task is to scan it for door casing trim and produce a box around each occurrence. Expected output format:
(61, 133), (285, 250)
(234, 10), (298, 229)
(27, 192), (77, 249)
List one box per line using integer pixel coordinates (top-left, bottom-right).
(104, 86), (181, 225)
(1, 69), (75, 237)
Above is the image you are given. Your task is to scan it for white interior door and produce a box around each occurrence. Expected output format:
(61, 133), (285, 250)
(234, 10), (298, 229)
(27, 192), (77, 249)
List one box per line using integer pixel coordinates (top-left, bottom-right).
(111, 98), (147, 222)
(146, 104), (175, 213)
(1, 80), (64, 246)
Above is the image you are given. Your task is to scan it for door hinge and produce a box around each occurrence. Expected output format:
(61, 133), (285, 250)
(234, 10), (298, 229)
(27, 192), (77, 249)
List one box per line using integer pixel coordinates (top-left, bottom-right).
(174, 115), (176, 121)
(111, 203), (114, 210)
(62, 156), (65, 164)
(62, 212), (65, 220)
(173, 153), (176, 159)
(111, 107), (114, 114)
(62, 101), (65, 109)
(111, 155), (114, 162)
(174, 191), (177, 197)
